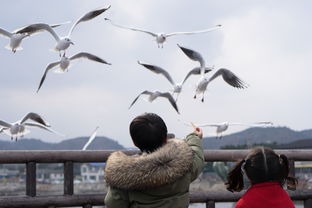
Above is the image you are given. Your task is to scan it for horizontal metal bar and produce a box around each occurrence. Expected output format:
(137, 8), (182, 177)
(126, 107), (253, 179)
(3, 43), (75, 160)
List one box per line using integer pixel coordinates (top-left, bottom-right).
(0, 149), (312, 163)
(0, 190), (312, 208)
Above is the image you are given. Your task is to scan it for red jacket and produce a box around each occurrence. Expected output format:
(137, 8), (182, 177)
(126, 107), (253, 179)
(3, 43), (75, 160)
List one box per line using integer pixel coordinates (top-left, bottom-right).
(235, 182), (295, 208)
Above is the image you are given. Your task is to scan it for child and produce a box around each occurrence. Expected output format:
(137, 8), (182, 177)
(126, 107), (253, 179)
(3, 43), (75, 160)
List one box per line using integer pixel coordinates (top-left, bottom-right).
(226, 147), (297, 208)
(104, 113), (205, 208)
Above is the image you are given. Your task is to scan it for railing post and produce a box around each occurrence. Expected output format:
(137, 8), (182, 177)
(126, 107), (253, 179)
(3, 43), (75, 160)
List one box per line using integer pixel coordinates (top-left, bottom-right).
(64, 161), (74, 195)
(304, 199), (312, 208)
(26, 162), (36, 197)
(288, 160), (296, 190)
(206, 201), (215, 208)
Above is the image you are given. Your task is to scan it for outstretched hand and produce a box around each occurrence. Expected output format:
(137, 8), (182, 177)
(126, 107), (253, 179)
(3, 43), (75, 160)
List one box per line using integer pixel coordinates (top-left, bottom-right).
(191, 122), (203, 139)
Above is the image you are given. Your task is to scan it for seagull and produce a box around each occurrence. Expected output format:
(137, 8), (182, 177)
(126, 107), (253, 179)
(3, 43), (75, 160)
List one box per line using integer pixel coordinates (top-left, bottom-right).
(178, 44), (248, 102)
(0, 23), (66, 53)
(137, 61), (213, 101)
(129, 90), (179, 114)
(16, 6), (111, 56)
(37, 52), (111, 92)
(193, 121), (273, 139)
(0, 112), (63, 141)
(82, 126), (99, 150)
(105, 18), (221, 48)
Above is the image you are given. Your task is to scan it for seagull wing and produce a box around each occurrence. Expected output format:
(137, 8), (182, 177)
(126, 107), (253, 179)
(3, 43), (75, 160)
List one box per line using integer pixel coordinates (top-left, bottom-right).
(105, 18), (157, 37)
(82, 126), (99, 150)
(14, 22), (70, 36)
(37, 61), (61, 93)
(0, 28), (12, 38)
(20, 112), (50, 127)
(68, 5), (111, 37)
(14, 23), (60, 41)
(0, 120), (12, 128)
(159, 92), (179, 114)
(177, 44), (205, 71)
(24, 122), (64, 137)
(129, 90), (153, 109)
(196, 123), (220, 127)
(166, 25), (222, 37)
(138, 61), (175, 85)
(70, 52), (111, 65)
(182, 67), (212, 84)
(208, 68), (248, 89)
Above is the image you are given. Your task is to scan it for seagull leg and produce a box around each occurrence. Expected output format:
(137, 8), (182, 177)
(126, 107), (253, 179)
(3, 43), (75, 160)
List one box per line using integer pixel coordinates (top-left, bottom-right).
(193, 94), (197, 99)
(11, 136), (13, 141)
(201, 96), (204, 102)
(15, 137), (18, 142)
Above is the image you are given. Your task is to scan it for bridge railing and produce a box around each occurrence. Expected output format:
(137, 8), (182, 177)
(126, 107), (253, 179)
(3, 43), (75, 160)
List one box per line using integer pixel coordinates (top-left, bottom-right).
(0, 149), (312, 208)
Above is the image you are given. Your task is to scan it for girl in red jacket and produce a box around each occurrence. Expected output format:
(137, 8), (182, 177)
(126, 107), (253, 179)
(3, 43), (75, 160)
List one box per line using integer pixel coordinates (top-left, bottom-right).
(226, 147), (297, 208)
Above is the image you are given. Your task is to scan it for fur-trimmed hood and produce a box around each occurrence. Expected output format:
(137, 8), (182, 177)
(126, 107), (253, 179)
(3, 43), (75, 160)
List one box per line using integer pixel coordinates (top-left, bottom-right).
(105, 139), (193, 191)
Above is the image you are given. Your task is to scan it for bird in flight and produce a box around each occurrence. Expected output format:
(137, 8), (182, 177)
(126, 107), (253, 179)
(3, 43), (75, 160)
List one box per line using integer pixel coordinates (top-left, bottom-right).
(0, 112), (63, 141)
(129, 90), (179, 114)
(137, 61), (213, 101)
(82, 126), (99, 150)
(16, 6), (111, 56)
(37, 52), (111, 92)
(105, 18), (221, 48)
(178, 44), (248, 102)
(182, 121), (273, 139)
(0, 22), (67, 53)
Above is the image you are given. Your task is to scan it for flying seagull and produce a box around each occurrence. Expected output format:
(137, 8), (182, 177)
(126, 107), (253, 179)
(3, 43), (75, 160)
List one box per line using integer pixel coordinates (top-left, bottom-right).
(129, 90), (179, 114)
(105, 18), (221, 48)
(178, 44), (248, 102)
(0, 22), (67, 53)
(182, 121), (273, 139)
(82, 126), (99, 150)
(0, 112), (64, 141)
(137, 61), (213, 101)
(37, 52), (111, 92)
(16, 6), (111, 56)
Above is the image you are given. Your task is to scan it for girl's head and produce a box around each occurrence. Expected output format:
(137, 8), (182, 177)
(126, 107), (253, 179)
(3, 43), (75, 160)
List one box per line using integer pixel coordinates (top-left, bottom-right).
(226, 147), (297, 192)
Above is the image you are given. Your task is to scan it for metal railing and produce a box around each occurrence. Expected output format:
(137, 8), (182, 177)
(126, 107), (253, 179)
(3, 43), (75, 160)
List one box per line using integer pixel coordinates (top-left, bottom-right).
(0, 149), (312, 208)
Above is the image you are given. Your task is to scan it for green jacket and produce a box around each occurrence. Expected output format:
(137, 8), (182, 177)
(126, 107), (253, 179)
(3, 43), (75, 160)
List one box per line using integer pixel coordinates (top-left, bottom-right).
(104, 133), (204, 208)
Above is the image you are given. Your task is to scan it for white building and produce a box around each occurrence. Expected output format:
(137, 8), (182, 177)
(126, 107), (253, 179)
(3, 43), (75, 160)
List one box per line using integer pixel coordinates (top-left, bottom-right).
(37, 169), (64, 184)
(80, 163), (105, 183)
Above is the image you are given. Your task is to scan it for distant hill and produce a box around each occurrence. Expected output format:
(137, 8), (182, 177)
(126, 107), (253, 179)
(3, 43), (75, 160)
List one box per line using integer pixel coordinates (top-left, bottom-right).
(0, 127), (311, 150)
(276, 138), (312, 149)
(0, 136), (124, 150)
(203, 127), (312, 149)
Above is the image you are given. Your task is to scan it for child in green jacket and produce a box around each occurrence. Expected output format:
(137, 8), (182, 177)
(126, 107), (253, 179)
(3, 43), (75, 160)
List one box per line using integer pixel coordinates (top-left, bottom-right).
(104, 113), (205, 208)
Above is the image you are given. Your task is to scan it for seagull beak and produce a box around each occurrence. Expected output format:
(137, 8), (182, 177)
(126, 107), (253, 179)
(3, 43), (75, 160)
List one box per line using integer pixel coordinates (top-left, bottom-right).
(70, 41), (74, 45)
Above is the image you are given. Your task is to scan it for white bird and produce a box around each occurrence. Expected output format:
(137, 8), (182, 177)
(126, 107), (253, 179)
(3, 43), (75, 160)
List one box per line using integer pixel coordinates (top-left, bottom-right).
(16, 6), (111, 56)
(105, 18), (221, 48)
(37, 52), (111, 92)
(178, 44), (248, 102)
(189, 121), (273, 139)
(82, 126), (99, 150)
(0, 112), (63, 141)
(0, 23), (66, 53)
(137, 61), (213, 101)
(129, 90), (179, 114)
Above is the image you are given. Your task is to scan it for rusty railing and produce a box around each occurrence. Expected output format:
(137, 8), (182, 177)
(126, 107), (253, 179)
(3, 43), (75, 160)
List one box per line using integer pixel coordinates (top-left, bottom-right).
(0, 149), (312, 208)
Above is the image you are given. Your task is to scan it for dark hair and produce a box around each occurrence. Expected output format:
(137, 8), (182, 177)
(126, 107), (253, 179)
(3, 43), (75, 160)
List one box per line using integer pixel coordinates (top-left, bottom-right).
(226, 147), (297, 192)
(129, 113), (167, 153)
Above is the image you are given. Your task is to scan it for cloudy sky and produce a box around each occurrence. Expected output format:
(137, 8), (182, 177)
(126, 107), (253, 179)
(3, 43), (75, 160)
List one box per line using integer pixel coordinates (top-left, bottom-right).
(0, 0), (311, 148)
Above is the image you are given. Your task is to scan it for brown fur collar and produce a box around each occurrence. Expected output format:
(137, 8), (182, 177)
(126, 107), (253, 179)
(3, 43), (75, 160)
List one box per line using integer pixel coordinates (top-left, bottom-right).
(105, 139), (193, 190)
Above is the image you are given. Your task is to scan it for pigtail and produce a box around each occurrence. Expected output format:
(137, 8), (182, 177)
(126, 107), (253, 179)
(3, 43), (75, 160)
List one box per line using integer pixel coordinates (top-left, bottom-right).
(226, 159), (245, 192)
(279, 154), (298, 190)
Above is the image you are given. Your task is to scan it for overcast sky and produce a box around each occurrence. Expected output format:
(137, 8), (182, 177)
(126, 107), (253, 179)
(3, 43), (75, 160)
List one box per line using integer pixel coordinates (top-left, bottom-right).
(0, 0), (311, 148)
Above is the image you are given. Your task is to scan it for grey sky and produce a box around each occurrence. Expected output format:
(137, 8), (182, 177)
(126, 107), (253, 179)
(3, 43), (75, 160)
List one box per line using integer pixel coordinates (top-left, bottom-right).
(0, 0), (311, 147)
